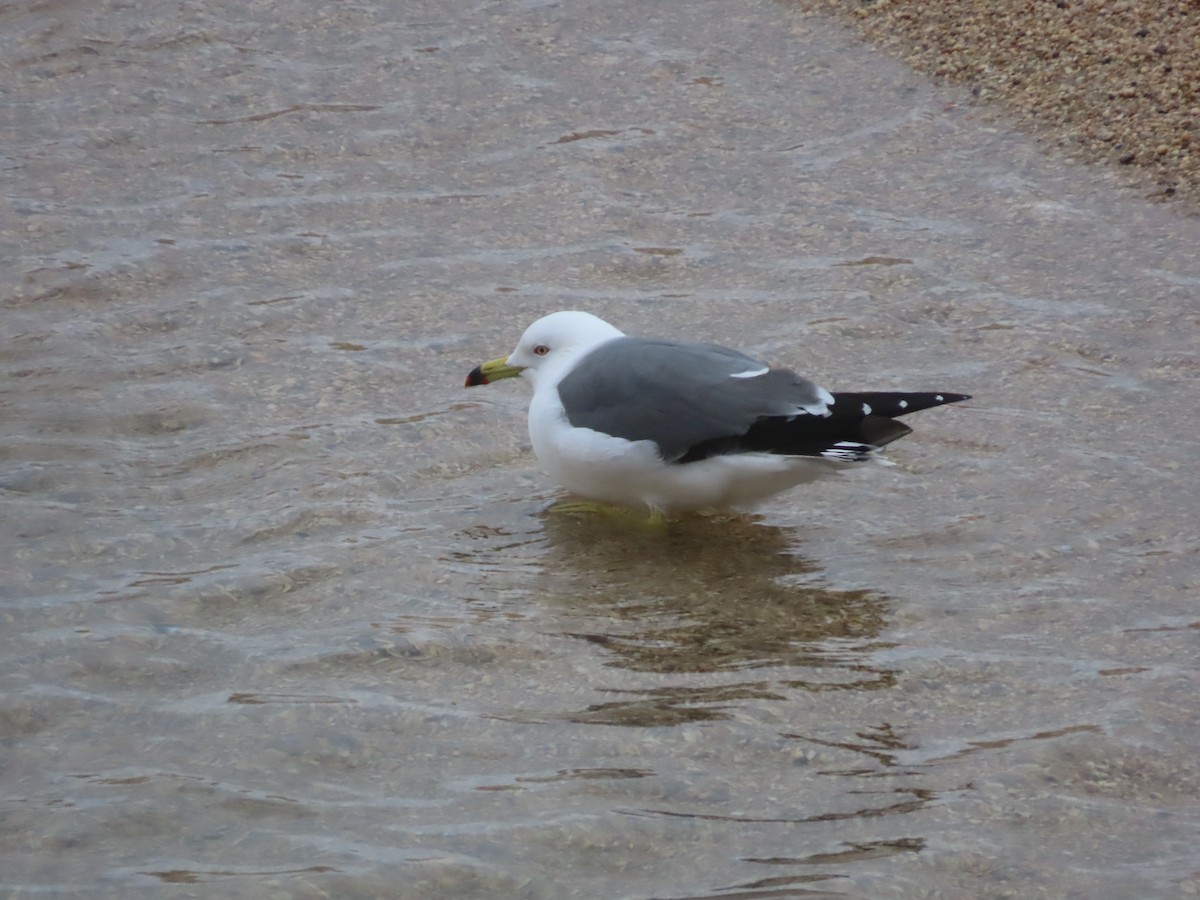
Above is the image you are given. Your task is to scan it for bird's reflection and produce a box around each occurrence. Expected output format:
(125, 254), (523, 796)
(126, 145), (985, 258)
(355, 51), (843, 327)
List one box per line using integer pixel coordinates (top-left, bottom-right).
(533, 512), (895, 726)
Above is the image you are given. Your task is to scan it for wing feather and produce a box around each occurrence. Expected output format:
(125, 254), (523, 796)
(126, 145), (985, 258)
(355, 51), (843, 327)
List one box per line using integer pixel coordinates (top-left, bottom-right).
(556, 337), (830, 462)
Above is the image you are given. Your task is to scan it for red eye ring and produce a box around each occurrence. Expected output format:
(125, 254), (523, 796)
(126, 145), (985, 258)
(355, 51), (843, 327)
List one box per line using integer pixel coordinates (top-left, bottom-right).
(533, 344), (550, 356)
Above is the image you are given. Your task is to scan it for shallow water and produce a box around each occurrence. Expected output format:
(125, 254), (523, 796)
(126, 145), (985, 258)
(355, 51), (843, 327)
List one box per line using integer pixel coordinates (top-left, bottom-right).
(3, 0), (1199, 897)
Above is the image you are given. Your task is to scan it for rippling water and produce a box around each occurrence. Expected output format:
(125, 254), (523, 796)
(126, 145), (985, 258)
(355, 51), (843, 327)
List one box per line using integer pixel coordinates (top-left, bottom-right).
(3, 0), (1199, 897)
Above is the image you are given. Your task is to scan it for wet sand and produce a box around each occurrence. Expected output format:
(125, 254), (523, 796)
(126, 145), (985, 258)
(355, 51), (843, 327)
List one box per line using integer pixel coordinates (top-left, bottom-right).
(799, 0), (1199, 205)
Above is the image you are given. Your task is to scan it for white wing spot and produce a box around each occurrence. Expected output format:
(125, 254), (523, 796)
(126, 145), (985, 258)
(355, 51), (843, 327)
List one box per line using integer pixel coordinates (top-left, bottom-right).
(935, 394), (944, 402)
(729, 366), (769, 379)
(898, 399), (909, 409)
(861, 402), (872, 415)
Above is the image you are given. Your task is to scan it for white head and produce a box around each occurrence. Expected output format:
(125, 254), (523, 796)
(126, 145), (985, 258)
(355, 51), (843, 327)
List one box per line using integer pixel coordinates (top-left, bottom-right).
(505, 311), (625, 388)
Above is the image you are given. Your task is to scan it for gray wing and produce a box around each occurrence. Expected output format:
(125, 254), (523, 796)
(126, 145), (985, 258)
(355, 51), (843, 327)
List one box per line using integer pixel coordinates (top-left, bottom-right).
(555, 337), (831, 462)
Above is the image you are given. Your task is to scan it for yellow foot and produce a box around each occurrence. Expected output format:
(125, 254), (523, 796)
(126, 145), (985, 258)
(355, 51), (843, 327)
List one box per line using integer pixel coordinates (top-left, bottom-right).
(544, 499), (669, 529)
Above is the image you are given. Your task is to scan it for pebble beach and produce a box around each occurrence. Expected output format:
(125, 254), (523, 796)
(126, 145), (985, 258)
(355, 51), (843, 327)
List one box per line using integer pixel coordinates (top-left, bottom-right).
(801, 0), (1199, 207)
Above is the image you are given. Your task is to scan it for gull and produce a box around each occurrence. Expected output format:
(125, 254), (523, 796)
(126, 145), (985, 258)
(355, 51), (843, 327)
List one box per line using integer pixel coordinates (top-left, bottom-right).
(466, 311), (968, 513)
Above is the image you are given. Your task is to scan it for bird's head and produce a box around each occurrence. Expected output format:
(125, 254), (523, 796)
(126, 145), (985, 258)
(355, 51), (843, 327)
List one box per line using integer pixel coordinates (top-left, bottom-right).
(465, 311), (624, 389)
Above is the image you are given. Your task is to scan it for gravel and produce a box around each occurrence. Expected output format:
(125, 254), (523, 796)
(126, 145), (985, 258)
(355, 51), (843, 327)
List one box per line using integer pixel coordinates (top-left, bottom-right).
(799, 0), (1199, 208)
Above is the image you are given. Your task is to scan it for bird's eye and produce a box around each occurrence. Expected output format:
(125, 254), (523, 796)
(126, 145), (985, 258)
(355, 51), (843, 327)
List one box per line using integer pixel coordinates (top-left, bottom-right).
(533, 344), (550, 356)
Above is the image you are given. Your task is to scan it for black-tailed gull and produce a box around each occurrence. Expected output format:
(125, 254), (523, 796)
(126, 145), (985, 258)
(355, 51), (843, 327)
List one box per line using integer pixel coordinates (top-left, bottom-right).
(465, 311), (968, 512)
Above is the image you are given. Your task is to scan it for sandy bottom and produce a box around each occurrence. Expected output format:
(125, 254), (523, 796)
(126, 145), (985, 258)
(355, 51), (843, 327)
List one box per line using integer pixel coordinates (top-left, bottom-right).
(5, 0), (1200, 896)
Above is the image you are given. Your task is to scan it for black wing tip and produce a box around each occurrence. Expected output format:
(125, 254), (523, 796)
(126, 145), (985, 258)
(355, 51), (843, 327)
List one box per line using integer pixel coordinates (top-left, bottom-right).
(673, 393), (970, 465)
(830, 391), (971, 419)
(890, 392), (971, 417)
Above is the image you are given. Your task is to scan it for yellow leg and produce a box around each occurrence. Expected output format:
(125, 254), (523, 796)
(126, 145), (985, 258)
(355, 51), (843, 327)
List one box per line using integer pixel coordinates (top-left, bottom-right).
(544, 499), (669, 529)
